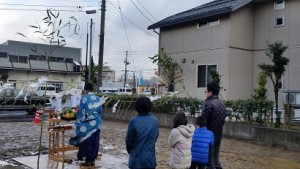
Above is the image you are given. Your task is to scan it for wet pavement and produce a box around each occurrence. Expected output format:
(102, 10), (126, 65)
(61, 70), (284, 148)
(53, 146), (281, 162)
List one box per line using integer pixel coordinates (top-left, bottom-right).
(0, 120), (300, 169)
(0, 111), (34, 123)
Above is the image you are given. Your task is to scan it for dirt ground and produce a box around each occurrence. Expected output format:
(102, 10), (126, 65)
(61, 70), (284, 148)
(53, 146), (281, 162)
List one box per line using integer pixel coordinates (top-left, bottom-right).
(0, 120), (299, 169)
(101, 120), (300, 169)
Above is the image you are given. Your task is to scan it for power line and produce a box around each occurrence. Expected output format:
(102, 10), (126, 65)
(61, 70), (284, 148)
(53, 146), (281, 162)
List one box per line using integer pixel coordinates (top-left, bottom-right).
(0, 8), (87, 12)
(129, 0), (153, 23)
(116, 0), (136, 74)
(135, 0), (157, 22)
(107, 0), (158, 39)
(117, 0), (132, 56)
(0, 3), (93, 8)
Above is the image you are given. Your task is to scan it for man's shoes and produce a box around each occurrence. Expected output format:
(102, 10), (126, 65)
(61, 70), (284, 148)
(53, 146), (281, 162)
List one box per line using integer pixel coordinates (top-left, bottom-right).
(80, 160), (95, 167)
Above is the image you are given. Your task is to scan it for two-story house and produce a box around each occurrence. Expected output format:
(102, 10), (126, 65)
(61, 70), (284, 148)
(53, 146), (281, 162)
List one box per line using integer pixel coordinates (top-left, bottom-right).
(148, 0), (300, 108)
(0, 40), (82, 91)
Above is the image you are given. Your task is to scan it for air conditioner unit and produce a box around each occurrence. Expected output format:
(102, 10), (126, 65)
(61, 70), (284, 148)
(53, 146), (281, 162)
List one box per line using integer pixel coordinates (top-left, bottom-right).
(296, 93), (300, 105)
(284, 93), (295, 104)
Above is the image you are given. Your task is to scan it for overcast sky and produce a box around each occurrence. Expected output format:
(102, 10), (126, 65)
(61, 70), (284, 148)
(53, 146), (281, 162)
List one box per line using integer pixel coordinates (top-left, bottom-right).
(0, 0), (213, 79)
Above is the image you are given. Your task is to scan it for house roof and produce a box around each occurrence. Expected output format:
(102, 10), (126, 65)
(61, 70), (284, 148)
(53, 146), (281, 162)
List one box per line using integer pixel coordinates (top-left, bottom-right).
(148, 0), (252, 29)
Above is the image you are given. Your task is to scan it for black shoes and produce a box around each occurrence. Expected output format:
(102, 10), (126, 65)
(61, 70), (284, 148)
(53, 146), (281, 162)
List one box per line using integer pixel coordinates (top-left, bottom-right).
(80, 159), (95, 167)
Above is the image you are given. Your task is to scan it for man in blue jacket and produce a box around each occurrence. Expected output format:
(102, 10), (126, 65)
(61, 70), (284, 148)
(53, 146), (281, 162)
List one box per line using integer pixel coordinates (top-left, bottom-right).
(126, 96), (159, 169)
(191, 116), (214, 169)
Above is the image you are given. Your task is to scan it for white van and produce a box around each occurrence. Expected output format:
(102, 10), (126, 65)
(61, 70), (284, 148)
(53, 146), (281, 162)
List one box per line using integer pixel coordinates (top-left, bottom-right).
(116, 87), (132, 95)
(36, 85), (57, 97)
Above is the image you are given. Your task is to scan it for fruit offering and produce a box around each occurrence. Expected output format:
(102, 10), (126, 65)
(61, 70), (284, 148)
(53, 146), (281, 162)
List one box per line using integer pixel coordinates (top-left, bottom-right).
(61, 108), (77, 120)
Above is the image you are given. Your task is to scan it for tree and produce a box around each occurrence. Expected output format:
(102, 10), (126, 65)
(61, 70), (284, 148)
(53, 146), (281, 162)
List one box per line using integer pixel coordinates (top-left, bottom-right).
(259, 41), (289, 127)
(209, 70), (225, 92)
(90, 57), (98, 88)
(149, 48), (183, 93)
(252, 71), (273, 125)
(17, 9), (80, 73)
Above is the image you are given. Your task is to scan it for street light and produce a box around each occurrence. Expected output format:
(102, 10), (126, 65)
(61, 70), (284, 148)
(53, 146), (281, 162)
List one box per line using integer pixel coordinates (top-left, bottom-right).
(85, 10), (97, 84)
(86, 10), (96, 14)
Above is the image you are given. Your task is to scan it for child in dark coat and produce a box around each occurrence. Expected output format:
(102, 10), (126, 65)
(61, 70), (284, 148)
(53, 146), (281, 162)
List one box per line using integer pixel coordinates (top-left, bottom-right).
(125, 96), (159, 169)
(190, 116), (214, 169)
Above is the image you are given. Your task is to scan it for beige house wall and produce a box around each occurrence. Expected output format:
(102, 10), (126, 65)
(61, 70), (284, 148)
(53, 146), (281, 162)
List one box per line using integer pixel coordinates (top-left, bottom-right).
(226, 5), (254, 99)
(160, 17), (230, 100)
(253, 0), (300, 108)
(158, 0), (300, 103)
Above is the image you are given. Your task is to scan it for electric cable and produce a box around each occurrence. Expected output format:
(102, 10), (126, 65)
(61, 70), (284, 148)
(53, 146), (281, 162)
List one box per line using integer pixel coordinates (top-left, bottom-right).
(117, 0), (136, 74)
(129, 0), (153, 23)
(0, 3), (92, 8)
(107, 0), (158, 39)
(136, 0), (157, 21)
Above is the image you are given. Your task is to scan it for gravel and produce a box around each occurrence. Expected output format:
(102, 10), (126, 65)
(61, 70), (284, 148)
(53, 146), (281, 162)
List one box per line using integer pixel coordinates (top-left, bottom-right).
(0, 120), (300, 169)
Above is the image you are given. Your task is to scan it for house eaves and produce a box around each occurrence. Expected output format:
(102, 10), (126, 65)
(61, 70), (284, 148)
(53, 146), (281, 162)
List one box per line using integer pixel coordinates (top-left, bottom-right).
(148, 0), (253, 30)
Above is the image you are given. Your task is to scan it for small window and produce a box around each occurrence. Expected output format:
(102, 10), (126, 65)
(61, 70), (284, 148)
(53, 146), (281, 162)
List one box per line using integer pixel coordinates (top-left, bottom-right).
(9, 55), (18, 62)
(49, 56), (64, 62)
(39, 55), (46, 61)
(29, 55), (37, 60)
(208, 19), (220, 26)
(198, 19), (220, 28)
(274, 0), (285, 10)
(66, 58), (73, 63)
(0, 52), (7, 58)
(19, 56), (28, 63)
(29, 55), (46, 61)
(275, 16), (284, 27)
(197, 64), (217, 88)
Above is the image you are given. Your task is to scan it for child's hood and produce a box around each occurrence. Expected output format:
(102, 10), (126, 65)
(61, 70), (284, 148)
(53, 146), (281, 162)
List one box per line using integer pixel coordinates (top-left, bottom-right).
(177, 124), (195, 138)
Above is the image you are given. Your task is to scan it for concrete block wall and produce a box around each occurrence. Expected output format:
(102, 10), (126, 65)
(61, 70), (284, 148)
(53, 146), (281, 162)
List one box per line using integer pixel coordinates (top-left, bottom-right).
(103, 109), (300, 151)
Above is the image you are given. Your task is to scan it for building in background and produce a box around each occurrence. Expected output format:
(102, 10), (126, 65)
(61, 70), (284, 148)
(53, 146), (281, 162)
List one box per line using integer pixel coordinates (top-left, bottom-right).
(0, 40), (82, 90)
(148, 0), (300, 108)
(102, 66), (116, 82)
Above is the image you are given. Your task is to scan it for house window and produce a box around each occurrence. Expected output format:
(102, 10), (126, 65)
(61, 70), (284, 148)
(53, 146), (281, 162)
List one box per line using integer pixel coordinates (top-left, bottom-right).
(29, 55), (46, 61)
(18, 56), (28, 63)
(65, 58), (73, 63)
(49, 56), (64, 62)
(0, 52), (7, 58)
(9, 55), (28, 63)
(274, 0), (285, 10)
(197, 65), (217, 88)
(198, 19), (220, 28)
(275, 16), (284, 27)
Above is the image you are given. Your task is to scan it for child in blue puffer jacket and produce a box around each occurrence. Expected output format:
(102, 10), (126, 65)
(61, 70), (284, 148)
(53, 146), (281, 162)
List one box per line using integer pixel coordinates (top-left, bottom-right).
(190, 116), (214, 169)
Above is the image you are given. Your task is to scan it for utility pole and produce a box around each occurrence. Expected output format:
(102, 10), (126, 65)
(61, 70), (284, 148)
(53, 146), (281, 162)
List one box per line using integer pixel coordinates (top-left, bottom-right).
(124, 51), (129, 87)
(85, 23), (89, 84)
(88, 19), (93, 83)
(133, 71), (136, 94)
(133, 72), (136, 88)
(98, 0), (106, 92)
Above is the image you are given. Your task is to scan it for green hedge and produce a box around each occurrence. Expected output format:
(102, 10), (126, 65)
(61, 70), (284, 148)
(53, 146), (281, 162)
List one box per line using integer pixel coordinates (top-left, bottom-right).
(152, 96), (203, 114)
(98, 94), (274, 125)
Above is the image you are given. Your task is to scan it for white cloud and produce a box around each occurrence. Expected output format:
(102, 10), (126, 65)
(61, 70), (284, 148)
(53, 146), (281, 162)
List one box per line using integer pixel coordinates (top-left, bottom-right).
(0, 0), (213, 79)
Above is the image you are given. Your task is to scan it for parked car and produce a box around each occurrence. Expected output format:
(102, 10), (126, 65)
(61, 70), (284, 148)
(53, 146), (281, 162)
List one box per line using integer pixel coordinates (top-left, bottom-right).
(36, 85), (57, 97)
(142, 90), (151, 95)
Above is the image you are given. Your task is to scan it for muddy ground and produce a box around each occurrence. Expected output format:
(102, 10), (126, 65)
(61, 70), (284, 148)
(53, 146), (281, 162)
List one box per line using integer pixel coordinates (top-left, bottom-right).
(0, 120), (299, 169)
